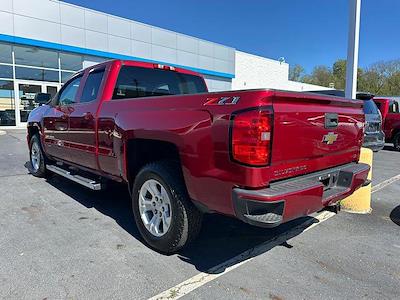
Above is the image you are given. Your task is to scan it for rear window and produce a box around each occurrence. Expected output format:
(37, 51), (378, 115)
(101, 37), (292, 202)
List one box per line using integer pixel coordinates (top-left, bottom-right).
(363, 99), (379, 114)
(112, 66), (207, 100)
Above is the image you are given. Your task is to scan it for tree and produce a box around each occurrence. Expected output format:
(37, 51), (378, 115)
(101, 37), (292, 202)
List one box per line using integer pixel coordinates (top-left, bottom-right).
(332, 59), (347, 90)
(358, 60), (400, 95)
(296, 58), (400, 96)
(302, 65), (334, 87)
(289, 64), (304, 81)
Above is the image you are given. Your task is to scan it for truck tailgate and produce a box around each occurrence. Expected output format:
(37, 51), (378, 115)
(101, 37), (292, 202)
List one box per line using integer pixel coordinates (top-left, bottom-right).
(270, 91), (364, 179)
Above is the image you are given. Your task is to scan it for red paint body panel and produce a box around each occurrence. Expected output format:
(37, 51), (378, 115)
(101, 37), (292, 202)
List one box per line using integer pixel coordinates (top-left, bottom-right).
(27, 59), (368, 225)
(373, 98), (400, 141)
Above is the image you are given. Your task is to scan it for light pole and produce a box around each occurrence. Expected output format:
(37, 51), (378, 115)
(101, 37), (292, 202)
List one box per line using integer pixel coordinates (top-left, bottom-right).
(345, 0), (362, 99)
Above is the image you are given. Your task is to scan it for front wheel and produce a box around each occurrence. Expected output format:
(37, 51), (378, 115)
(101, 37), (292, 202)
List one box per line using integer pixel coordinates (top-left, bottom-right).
(393, 132), (400, 152)
(132, 161), (202, 253)
(29, 135), (46, 177)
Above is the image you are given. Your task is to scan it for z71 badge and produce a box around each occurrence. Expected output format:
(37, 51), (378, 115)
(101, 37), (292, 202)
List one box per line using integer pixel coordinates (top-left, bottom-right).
(204, 96), (240, 105)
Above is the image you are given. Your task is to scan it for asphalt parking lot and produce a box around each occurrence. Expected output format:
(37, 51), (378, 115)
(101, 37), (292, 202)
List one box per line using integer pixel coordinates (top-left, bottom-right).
(0, 129), (399, 300)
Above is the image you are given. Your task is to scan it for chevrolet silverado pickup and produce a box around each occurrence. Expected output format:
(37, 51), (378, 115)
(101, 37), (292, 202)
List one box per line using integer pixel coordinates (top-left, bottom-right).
(27, 59), (370, 253)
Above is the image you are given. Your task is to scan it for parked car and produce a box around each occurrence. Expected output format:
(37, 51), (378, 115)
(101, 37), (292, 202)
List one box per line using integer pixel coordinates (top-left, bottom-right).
(373, 97), (400, 151)
(27, 60), (369, 253)
(310, 90), (385, 151)
(0, 110), (16, 126)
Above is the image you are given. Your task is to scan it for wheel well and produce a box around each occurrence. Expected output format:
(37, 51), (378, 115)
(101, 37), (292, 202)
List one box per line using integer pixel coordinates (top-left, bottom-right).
(392, 128), (400, 141)
(27, 125), (40, 141)
(126, 139), (182, 187)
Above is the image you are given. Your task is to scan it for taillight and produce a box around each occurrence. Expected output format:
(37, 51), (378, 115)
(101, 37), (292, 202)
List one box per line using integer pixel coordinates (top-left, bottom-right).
(230, 108), (273, 166)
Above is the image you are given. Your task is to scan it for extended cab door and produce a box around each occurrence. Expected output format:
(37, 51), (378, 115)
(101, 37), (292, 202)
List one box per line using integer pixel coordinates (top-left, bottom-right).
(43, 75), (83, 161)
(66, 67), (106, 170)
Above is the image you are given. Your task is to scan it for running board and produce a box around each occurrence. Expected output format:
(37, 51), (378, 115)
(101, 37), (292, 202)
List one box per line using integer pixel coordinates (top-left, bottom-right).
(47, 165), (102, 190)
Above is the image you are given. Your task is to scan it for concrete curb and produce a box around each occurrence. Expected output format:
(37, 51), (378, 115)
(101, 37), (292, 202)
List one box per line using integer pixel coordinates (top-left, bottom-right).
(0, 130), (6, 136)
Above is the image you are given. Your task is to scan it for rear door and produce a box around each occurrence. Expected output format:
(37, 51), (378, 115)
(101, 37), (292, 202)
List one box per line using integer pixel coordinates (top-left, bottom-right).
(66, 67), (106, 170)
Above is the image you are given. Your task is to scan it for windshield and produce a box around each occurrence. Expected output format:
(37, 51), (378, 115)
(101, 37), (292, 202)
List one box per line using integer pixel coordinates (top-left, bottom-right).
(113, 66), (207, 100)
(363, 99), (379, 114)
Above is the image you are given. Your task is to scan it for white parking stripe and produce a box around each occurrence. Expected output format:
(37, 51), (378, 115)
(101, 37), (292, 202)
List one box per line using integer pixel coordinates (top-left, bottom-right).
(371, 174), (400, 194)
(148, 210), (336, 300)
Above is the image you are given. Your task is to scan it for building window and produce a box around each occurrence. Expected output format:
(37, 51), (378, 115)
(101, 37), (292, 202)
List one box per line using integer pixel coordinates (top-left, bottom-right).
(0, 65), (13, 79)
(0, 43), (12, 64)
(61, 71), (75, 83)
(15, 67), (59, 82)
(60, 52), (83, 71)
(0, 80), (15, 126)
(14, 45), (59, 69)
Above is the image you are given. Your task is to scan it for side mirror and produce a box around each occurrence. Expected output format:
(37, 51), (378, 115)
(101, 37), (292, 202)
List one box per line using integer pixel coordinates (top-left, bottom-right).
(34, 93), (51, 105)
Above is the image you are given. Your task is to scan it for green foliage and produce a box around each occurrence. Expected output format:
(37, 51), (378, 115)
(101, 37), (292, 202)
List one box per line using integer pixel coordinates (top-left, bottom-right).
(289, 64), (305, 81)
(297, 59), (400, 96)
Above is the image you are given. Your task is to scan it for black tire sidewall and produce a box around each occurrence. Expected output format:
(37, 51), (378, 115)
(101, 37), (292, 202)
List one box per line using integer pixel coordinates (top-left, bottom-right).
(29, 135), (46, 177)
(394, 133), (400, 151)
(132, 164), (188, 253)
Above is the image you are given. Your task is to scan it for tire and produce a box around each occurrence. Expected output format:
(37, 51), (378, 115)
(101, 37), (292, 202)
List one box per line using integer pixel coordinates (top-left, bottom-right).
(132, 160), (202, 253)
(29, 134), (47, 177)
(393, 132), (400, 152)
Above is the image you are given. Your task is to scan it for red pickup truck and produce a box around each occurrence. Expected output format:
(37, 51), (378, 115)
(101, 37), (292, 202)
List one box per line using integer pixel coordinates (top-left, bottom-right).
(373, 97), (400, 151)
(27, 59), (369, 253)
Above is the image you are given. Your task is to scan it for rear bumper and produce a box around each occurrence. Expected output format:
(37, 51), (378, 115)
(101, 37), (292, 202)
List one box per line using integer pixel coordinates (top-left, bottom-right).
(232, 163), (370, 228)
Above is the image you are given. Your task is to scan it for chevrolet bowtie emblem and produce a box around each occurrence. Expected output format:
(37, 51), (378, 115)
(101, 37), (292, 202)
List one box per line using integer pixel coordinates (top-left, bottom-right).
(322, 132), (338, 145)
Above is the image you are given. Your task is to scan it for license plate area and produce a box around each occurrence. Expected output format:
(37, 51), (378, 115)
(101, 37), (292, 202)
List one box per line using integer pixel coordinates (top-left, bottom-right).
(318, 171), (340, 191)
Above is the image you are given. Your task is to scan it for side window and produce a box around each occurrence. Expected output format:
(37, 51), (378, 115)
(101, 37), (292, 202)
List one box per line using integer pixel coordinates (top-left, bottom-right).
(58, 76), (82, 105)
(389, 100), (400, 113)
(81, 69), (105, 103)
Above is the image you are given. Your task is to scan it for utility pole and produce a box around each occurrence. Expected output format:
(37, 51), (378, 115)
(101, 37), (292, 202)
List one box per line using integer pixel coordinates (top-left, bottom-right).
(345, 0), (362, 99)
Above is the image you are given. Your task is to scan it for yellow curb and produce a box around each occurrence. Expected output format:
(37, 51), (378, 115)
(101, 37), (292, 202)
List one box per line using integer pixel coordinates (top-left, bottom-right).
(340, 147), (372, 214)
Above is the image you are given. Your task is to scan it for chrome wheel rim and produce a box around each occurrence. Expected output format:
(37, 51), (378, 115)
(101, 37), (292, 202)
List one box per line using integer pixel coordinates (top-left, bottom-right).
(138, 179), (172, 237)
(30, 141), (41, 171)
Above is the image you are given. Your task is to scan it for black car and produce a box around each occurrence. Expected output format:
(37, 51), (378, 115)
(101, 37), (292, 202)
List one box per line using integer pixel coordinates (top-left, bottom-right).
(0, 110), (16, 126)
(309, 90), (385, 152)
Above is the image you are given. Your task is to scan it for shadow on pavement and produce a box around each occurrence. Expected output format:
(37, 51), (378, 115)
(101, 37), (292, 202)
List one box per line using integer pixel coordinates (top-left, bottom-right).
(383, 145), (399, 152)
(390, 205), (400, 226)
(45, 172), (320, 273)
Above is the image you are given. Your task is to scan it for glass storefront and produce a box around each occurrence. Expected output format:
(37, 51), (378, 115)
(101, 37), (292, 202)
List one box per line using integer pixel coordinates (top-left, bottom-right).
(0, 80), (15, 126)
(0, 42), (108, 126)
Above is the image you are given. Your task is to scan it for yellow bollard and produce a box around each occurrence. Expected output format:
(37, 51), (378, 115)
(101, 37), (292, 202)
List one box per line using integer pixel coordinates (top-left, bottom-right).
(341, 147), (373, 214)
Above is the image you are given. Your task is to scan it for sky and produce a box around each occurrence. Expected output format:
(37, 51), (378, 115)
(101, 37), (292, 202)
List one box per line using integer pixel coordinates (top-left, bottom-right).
(64, 0), (400, 74)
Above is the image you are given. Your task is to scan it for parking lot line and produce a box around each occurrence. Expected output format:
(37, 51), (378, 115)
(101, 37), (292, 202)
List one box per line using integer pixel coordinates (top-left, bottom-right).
(148, 210), (336, 300)
(372, 174), (400, 194)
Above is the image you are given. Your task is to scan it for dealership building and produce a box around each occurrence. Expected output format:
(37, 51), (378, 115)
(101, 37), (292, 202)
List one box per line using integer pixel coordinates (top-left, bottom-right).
(0, 0), (326, 127)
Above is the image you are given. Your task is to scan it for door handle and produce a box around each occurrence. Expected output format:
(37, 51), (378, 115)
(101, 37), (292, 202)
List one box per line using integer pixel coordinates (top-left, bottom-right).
(83, 112), (94, 121)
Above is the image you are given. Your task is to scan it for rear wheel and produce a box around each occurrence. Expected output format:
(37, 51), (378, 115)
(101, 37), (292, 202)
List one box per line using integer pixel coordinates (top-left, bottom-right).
(393, 132), (400, 151)
(29, 135), (46, 177)
(132, 161), (202, 253)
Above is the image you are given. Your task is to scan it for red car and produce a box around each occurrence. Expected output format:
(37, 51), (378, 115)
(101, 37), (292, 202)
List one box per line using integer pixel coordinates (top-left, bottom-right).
(27, 59), (369, 253)
(373, 97), (400, 151)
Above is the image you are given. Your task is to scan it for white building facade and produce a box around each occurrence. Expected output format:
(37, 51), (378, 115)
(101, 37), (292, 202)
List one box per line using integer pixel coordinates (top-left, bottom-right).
(0, 0), (326, 127)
